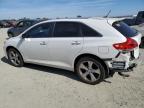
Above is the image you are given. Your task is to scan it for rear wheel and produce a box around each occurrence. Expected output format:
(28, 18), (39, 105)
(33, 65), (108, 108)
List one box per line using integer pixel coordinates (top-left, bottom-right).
(7, 48), (24, 67)
(76, 57), (105, 85)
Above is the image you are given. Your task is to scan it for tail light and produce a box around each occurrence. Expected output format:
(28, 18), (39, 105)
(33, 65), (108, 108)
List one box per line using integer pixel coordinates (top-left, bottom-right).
(113, 38), (138, 51)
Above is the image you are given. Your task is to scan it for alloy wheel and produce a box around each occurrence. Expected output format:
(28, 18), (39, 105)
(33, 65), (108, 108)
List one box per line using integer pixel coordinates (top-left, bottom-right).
(9, 50), (21, 66)
(79, 61), (101, 82)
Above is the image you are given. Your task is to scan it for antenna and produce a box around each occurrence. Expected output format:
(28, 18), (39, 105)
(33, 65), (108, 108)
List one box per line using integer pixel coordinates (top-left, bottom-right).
(104, 10), (111, 18)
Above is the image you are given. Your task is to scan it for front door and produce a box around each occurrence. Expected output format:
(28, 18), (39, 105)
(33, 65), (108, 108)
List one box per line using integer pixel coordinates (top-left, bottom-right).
(19, 22), (53, 63)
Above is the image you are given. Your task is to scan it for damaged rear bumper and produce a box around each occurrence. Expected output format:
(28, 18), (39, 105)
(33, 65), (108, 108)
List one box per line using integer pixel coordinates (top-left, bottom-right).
(104, 50), (139, 72)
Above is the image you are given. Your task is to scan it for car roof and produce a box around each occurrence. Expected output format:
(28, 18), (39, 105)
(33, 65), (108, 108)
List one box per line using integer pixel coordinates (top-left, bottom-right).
(38, 17), (121, 25)
(21, 17), (122, 38)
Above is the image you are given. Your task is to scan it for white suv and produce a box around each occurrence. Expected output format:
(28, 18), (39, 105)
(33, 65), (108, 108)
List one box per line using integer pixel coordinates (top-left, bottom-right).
(3, 18), (142, 84)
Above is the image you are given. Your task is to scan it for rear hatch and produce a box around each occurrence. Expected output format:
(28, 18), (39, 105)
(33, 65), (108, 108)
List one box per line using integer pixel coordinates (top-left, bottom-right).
(112, 21), (141, 45)
(112, 21), (142, 59)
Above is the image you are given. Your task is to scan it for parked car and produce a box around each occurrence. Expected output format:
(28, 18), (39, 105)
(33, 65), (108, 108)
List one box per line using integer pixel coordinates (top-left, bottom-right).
(0, 21), (4, 28)
(3, 18), (141, 85)
(5, 20), (16, 27)
(132, 23), (144, 47)
(0, 20), (9, 28)
(122, 18), (136, 26)
(7, 20), (38, 37)
(135, 11), (144, 25)
(122, 11), (144, 26)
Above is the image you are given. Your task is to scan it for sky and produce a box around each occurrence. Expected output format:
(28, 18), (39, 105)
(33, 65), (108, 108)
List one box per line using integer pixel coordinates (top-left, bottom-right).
(0, 0), (144, 19)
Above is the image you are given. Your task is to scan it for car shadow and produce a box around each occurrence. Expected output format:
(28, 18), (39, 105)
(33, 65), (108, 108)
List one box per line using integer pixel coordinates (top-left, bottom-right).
(1, 57), (81, 82)
(1, 56), (11, 65)
(1, 57), (112, 84)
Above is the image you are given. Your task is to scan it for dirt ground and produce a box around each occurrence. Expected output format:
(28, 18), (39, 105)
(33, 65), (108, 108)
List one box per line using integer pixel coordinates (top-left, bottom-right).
(0, 28), (144, 108)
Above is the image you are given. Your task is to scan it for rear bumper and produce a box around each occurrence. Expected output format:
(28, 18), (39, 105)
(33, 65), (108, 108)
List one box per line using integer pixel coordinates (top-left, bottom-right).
(109, 63), (137, 72)
(104, 51), (139, 72)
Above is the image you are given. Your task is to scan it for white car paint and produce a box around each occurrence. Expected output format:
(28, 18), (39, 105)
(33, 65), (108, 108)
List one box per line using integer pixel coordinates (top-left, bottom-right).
(3, 18), (141, 71)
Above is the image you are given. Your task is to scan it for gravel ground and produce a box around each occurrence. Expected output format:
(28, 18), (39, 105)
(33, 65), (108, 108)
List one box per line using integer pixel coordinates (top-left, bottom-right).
(0, 28), (144, 108)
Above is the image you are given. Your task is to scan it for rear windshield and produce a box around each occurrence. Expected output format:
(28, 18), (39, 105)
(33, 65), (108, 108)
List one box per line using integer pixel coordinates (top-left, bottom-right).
(112, 21), (138, 37)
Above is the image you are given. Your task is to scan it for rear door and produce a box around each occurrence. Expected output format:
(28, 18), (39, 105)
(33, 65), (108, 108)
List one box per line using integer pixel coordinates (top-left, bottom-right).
(47, 21), (83, 68)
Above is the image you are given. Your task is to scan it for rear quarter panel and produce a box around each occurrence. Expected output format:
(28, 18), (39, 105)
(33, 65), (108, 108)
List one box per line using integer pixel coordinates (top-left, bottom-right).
(78, 20), (127, 59)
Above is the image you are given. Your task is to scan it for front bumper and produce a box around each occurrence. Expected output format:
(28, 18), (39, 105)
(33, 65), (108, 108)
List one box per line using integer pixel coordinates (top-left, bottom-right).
(3, 41), (8, 59)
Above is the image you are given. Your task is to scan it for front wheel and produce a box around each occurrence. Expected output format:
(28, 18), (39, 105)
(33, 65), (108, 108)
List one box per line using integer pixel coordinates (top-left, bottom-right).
(7, 48), (24, 67)
(76, 57), (105, 85)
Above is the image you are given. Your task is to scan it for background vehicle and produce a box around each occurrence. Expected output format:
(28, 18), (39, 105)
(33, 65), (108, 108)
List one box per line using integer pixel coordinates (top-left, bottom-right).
(0, 21), (5, 28)
(135, 11), (144, 25)
(132, 23), (144, 47)
(122, 11), (144, 26)
(7, 20), (39, 37)
(4, 18), (141, 84)
(0, 20), (10, 28)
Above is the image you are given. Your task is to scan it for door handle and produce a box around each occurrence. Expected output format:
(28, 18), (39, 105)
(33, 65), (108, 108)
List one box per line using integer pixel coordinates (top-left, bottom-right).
(71, 41), (81, 45)
(40, 41), (46, 45)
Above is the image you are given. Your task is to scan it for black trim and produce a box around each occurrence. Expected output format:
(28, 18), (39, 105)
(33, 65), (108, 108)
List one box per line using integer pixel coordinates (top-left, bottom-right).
(110, 63), (137, 72)
(103, 58), (112, 61)
(115, 52), (121, 58)
(79, 22), (103, 37)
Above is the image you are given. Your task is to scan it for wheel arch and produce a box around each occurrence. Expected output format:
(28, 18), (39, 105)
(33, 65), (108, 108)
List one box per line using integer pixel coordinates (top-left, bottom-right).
(74, 53), (109, 77)
(6, 46), (24, 60)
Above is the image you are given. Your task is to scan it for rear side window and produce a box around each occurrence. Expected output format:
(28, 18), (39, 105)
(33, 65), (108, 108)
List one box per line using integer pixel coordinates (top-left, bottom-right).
(54, 22), (80, 37)
(112, 21), (138, 37)
(80, 23), (102, 37)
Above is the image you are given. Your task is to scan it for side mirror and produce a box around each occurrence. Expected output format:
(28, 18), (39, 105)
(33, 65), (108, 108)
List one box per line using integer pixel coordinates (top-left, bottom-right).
(22, 33), (29, 38)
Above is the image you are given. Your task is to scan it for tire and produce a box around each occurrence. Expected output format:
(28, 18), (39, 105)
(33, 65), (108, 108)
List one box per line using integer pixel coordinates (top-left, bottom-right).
(140, 37), (144, 48)
(8, 33), (14, 38)
(7, 48), (24, 67)
(76, 57), (105, 85)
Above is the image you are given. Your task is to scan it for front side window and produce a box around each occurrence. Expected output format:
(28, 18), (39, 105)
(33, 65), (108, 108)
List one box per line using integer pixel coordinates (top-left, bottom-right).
(25, 23), (53, 38)
(54, 22), (80, 37)
(80, 23), (102, 37)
